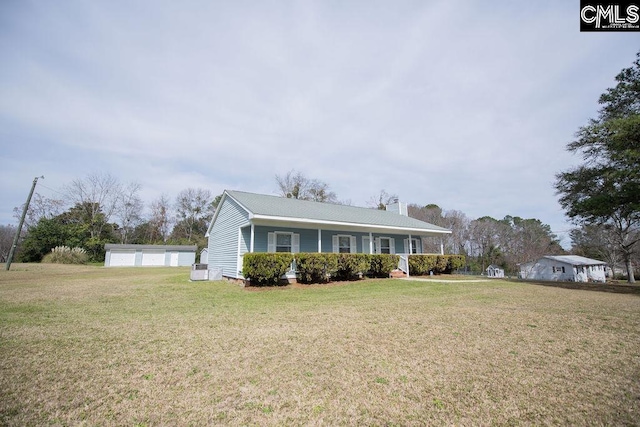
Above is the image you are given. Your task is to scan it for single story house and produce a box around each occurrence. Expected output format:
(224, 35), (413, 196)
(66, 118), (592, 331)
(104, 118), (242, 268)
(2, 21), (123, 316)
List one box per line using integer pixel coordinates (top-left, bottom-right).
(206, 190), (452, 279)
(104, 244), (197, 267)
(518, 255), (607, 283)
(486, 264), (504, 278)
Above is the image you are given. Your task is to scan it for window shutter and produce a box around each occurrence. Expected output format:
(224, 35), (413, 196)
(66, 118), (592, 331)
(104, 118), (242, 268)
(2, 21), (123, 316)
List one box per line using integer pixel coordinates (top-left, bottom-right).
(292, 233), (300, 253)
(350, 236), (356, 253)
(390, 239), (396, 254)
(332, 235), (339, 253)
(267, 232), (275, 253)
(403, 239), (409, 254)
(375, 238), (381, 254)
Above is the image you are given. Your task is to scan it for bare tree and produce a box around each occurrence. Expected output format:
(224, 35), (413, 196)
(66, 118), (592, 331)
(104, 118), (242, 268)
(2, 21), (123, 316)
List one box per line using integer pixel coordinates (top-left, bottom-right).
(367, 190), (398, 210)
(64, 173), (122, 239)
(275, 170), (337, 203)
(13, 193), (65, 229)
(147, 195), (172, 243)
(0, 225), (17, 262)
(115, 182), (143, 244)
(173, 188), (214, 243)
(443, 210), (470, 255)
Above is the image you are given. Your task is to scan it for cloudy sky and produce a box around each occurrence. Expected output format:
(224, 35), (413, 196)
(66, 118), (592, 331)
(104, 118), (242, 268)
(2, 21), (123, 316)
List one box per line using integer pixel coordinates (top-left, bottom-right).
(0, 0), (638, 247)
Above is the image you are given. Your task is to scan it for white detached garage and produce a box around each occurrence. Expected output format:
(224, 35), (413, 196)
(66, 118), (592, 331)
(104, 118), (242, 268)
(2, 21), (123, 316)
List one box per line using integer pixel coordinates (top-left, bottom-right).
(104, 244), (197, 267)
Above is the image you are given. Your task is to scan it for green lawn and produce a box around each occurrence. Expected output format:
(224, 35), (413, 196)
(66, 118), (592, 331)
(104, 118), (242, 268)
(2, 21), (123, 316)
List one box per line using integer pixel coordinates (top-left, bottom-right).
(1, 264), (639, 426)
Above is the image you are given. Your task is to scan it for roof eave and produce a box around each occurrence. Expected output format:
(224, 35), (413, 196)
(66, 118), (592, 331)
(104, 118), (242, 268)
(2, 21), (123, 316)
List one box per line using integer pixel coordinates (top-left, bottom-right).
(251, 214), (452, 235)
(205, 190), (253, 237)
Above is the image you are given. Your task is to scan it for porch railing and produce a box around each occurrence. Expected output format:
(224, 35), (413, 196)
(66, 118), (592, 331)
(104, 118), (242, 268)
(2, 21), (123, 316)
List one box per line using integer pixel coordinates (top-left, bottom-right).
(398, 255), (409, 277)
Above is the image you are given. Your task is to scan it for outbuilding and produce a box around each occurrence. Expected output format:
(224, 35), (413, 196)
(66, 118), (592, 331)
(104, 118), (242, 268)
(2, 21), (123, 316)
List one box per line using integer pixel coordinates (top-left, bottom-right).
(486, 264), (505, 278)
(518, 255), (607, 283)
(104, 244), (197, 267)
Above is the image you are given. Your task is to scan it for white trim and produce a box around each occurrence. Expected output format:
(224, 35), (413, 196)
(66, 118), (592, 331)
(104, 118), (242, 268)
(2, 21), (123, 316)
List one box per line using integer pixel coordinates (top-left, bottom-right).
(268, 231), (300, 253)
(333, 234), (356, 253)
(251, 214), (451, 235)
(206, 190), (253, 236)
(376, 237), (394, 254)
(250, 223), (255, 253)
(236, 228), (243, 275)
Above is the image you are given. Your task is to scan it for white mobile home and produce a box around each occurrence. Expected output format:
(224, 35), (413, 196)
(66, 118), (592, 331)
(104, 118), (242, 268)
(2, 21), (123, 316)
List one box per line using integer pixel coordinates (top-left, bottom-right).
(519, 255), (607, 283)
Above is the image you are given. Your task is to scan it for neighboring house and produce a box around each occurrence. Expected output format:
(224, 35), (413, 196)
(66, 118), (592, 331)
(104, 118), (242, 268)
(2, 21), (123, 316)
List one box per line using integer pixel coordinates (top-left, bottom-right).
(519, 255), (607, 283)
(206, 190), (452, 279)
(104, 244), (197, 267)
(486, 264), (504, 278)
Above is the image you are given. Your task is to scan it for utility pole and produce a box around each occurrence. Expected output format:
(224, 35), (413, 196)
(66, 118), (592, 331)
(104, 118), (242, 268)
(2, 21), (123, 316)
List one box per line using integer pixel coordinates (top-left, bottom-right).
(5, 176), (43, 271)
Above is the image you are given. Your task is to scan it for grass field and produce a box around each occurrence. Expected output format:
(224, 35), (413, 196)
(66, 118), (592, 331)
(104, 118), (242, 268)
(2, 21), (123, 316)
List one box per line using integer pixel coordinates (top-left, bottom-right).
(1, 264), (639, 426)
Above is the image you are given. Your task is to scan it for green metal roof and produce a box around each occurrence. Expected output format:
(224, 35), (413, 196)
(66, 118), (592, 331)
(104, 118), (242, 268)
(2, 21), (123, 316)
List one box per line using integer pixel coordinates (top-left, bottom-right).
(226, 190), (451, 235)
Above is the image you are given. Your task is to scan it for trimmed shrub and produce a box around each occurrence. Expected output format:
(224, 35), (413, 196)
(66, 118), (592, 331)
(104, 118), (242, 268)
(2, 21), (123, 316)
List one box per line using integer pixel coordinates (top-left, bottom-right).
(335, 253), (371, 281)
(446, 255), (466, 273)
(435, 255), (449, 273)
(41, 246), (88, 264)
(296, 253), (339, 284)
(408, 254), (467, 275)
(242, 253), (294, 286)
(368, 254), (400, 278)
(408, 255), (438, 275)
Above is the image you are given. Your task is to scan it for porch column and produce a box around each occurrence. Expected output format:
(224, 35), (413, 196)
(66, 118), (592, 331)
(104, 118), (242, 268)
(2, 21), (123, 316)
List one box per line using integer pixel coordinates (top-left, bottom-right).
(250, 224), (255, 252)
(318, 229), (322, 253)
(369, 232), (373, 254)
(407, 233), (412, 278)
(440, 237), (444, 255)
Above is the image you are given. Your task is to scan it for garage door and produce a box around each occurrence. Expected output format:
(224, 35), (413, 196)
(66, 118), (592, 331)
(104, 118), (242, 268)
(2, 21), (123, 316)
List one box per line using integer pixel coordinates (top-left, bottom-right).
(141, 250), (165, 266)
(109, 250), (136, 267)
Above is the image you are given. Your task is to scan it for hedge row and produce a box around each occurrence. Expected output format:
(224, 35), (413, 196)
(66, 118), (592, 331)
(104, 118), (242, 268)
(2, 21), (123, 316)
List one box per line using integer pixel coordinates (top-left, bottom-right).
(242, 253), (465, 286)
(408, 254), (465, 275)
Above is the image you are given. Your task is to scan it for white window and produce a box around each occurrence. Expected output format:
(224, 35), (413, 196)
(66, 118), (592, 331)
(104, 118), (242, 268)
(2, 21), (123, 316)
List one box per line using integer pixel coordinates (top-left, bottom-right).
(375, 237), (395, 254)
(267, 232), (300, 253)
(404, 238), (422, 254)
(333, 235), (356, 253)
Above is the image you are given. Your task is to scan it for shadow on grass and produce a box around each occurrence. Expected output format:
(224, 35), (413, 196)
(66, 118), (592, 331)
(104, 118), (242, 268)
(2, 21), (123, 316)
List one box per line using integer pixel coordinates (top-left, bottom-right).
(520, 279), (640, 296)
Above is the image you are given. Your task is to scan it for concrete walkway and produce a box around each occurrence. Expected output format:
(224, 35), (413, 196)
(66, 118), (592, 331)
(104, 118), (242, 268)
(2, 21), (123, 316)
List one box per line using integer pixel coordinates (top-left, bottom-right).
(399, 277), (491, 283)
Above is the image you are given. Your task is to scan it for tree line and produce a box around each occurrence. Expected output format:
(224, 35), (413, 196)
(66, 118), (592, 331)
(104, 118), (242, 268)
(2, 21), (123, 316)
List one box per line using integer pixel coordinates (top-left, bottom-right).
(0, 168), (634, 277)
(3, 52), (638, 280)
(1, 175), (220, 263)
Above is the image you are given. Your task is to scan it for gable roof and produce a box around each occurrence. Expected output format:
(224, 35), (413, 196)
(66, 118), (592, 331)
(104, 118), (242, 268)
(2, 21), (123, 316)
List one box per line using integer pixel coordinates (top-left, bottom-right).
(212, 190), (451, 235)
(542, 255), (606, 266)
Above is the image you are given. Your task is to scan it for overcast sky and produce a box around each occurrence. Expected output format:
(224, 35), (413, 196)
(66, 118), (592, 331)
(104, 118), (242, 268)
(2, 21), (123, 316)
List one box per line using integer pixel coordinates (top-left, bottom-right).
(1, 0), (638, 247)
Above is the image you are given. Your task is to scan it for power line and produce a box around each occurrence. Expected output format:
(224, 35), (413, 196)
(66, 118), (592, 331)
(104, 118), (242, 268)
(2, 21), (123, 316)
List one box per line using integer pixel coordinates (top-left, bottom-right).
(36, 183), (65, 197)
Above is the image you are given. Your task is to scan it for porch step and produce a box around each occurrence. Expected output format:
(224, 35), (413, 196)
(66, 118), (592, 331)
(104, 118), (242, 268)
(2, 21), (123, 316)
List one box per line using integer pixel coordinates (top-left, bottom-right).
(390, 269), (407, 278)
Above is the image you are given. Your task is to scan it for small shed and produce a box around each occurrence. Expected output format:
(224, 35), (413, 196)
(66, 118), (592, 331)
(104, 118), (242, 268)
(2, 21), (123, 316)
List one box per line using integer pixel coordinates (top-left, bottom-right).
(199, 248), (208, 264)
(486, 264), (504, 278)
(104, 244), (197, 267)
